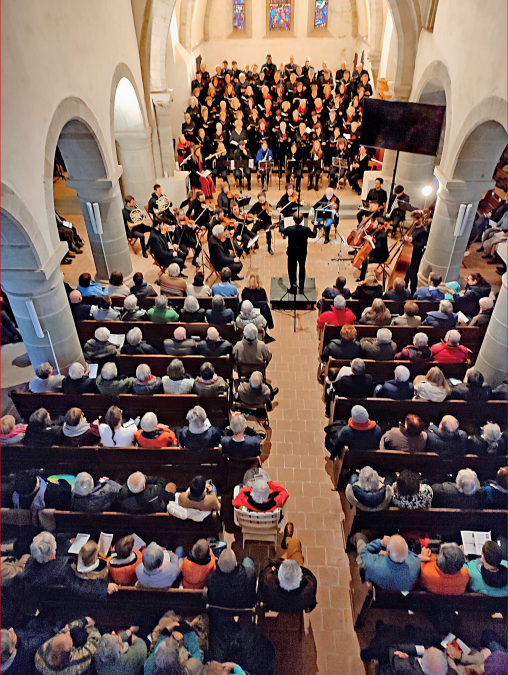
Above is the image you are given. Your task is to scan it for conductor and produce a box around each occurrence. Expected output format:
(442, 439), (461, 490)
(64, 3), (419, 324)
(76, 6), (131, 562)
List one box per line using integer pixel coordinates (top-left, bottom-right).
(279, 214), (317, 294)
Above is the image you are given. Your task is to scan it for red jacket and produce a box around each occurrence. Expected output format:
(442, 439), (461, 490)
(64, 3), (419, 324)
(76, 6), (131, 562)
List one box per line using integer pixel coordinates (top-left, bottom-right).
(317, 307), (356, 329)
(232, 481), (289, 512)
(430, 340), (468, 363)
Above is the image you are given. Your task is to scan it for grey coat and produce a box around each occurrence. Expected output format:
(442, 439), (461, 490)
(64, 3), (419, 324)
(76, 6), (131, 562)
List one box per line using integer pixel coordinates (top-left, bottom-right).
(71, 479), (121, 513)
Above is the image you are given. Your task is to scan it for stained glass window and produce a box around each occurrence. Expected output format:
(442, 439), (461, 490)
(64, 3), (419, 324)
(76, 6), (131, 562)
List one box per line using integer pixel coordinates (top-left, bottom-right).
(269, 0), (292, 30)
(314, 0), (328, 27)
(233, 0), (245, 31)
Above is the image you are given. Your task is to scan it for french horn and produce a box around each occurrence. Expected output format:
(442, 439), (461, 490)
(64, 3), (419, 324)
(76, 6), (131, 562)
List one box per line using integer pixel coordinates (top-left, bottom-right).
(155, 195), (170, 214)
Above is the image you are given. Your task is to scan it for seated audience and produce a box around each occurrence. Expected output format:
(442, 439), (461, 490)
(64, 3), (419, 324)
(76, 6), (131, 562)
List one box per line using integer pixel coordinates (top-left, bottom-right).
(233, 477), (289, 513)
(329, 358), (375, 399)
(179, 295), (206, 323)
(129, 271), (157, 298)
(465, 540), (507, 596)
(186, 270), (212, 297)
(470, 296), (494, 326)
(233, 323), (272, 377)
(352, 533), (421, 591)
(0, 415), (26, 445)
(143, 613), (204, 674)
(0, 621), (54, 674)
(71, 472), (120, 513)
(147, 294), (179, 323)
(346, 466), (394, 512)
(107, 535), (142, 586)
(72, 540), (109, 580)
(10, 470), (72, 511)
(258, 558), (317, 613)
(62, 407), (100, 446)
(178, 475), (221, 512)
(491, 379), (508, 400)
(426, 415), (468, 457)
(391, 301), (422, 327)
(196, 326), (232, 356)
(164, 326), (197, 356)
(120, 326), (159, 355)
(413, 366), (450, 402)
(192, 361), (228, 396)
(35, 617), (101, 675)
(328, 405), (382, 458)
(317, 295), (356, 328)
(95, 625), (147, 675)
(481, 467), (508, 509)
(107, 271), (130, 297)
(221, 413), (262, 458)
(383, 277), (411, 301)
(159, 262), (187, 297)
(207, 548), (257, 609)
(391, 469), (433, 509)
(321, 324), (362, 362)
(431, 329), (469, 363)
(352, 274), (383, 301)
(132, 363), (163, 394)
(432, 468), (483, 508)
(135, 412), (177, 447)
(136, 541), (183, 588)
(69, 289), (91, 320)
(28, 362), (64, 393)
(120, 294), (148, 321)
(77, 272), (108, 298)
(62, 361), (96, 393)
(206, 295), (235, 325)
(359, 298), (392, 326)
(413, 272), (445, 301)
(96, 362), (134, 394)
(180, 539), (217, 589)
(380, 414), (428, 453)
(364, 643), (448, 675)
(419, 542), (469, 595)
(449, 272), (492, 310)
(319, 275), (351, 307)
(118, 471), (176, 514)
(236, 370), (272, 410)
(212, 268), (240, 298)
(178, 406), (222, 451)
(83, 327), (119, 362)
(236, 300), (267, 331)
(375, 365), (414, 400)
(394, 332), (432, 361)
(469, 424), (507, 457)
(422, 300), (458, 328)
(449, 367), (492, 401)
(162, 359), (194, 394)
(360, 328), (398, 361)
(99, 405), (137, 447)
(24, 408), (62, 447)
(91, 296), (121, 321)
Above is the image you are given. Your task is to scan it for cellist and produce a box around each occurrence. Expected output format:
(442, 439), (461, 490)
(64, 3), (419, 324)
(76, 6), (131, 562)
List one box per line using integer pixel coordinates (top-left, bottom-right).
(404, 210), (429, 295)
(356, 213), (389, 282)
(347, 200), (383, 253)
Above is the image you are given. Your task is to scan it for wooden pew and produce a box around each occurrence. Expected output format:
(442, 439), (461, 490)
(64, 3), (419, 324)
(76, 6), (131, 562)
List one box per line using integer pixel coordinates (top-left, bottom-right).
(117, 354), (232, 379)
(82, 295), (239, 312)
(76, 321), (238, 349)
(319, 298), (479, 319)
(10, 391), (230, 428)
(331, 397), (506, 428)
(321, 359), (468, 385)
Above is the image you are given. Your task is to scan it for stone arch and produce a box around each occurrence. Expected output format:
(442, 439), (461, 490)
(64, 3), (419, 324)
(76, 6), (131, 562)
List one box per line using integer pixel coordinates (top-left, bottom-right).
(385, 0), (420, 99)
(179, 0), (197, 52)
(109, 62), (149, 159)
(1, 183), (47, 272)
(349, 0), (359, 37)
(141, 0), (177, 93)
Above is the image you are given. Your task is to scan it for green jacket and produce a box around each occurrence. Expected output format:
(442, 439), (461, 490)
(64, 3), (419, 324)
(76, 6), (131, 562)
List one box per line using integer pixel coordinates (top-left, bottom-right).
(95, 632), (147, 675)
(466, 559), (507, 596)
(147, 307), (179, 323)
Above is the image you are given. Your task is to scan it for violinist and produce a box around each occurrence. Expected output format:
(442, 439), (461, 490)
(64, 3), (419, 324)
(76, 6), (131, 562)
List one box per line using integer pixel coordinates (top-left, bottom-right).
(248, 191), (274, 255)
(148, 184), (175, 226)
(233, 140), (252, 190)
(187, 190), (213, 231)
(217, 181), (232, 216)
(147, 218), (186, 273)
(356, 177), (388, 223)
(276, 183), (302, 217)
(285, 141), (303, 191)
(404, 209), (429, 295)
(357, 213), (389, 282)
(229, 201), (257, 249)
(312, 187), (339, 244)
(329, 137), (349, 189)
(175, 209), (202, 267)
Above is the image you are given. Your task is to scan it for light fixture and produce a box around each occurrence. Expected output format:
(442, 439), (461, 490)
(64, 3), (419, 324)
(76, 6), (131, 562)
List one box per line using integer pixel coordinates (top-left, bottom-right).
(422, 186), (432, 196)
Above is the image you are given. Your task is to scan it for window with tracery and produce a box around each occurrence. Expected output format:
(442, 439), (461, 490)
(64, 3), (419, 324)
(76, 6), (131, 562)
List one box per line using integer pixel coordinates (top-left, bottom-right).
(269, 0), (292, 30)
(314, 0), (328, 27)
(233, 0), (245, 31)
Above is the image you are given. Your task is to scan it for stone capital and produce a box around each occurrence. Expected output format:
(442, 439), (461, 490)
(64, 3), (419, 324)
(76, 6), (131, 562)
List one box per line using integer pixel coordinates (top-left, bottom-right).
(434, 166), (495, 204)
(114, 127), (152, 149)
(66, 169), (124, 202)
(151, 90), (174, 112)
(393, 84), (412, 101)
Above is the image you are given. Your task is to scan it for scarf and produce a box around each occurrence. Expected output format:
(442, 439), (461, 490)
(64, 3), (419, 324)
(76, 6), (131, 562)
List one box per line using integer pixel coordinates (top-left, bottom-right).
(109, 552), (137, 567)
(1, 424), (26, 439)
(63, 418), (91, 438)
(348, 417), (376, 431)
(77, 559), (100, 573)
(481, 564), (507, 588)
(200, 374), (218, 385)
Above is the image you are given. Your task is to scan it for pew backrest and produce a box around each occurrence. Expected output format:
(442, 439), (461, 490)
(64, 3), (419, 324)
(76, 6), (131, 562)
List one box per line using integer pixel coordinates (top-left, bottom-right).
(82, 295), (238, 311)
(117, 354), (232, 379)
(323, 359), (469, 385)
(352, 507), (507, 533)
(320, 298), (479, 319)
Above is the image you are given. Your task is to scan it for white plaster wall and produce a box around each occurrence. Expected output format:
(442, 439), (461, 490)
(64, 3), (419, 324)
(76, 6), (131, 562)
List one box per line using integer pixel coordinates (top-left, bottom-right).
(165, 19), (196, 137)
(1, 0), (147, 265)
(191, 0), (207, 49)
(131, 0), (149, 46)
(378, 7), (396, 81)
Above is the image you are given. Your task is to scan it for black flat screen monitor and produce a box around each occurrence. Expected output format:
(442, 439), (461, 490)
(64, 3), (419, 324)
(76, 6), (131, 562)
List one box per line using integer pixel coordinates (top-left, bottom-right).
(360, 98), (445, 156)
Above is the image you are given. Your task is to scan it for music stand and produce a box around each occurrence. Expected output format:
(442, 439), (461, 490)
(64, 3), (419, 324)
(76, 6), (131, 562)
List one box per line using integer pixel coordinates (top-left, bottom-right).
(314, 207), (335, 243)
(332, 157), (348, 190)
(231, 159), (253, 190)
(258, 160), (274, 189)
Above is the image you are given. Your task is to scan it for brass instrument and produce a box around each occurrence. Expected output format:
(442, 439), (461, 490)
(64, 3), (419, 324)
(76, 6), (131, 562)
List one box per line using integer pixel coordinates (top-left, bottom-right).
(205, 150), (227, 161)
(129, 207), (146, 225)
(154, 195), (170, 215)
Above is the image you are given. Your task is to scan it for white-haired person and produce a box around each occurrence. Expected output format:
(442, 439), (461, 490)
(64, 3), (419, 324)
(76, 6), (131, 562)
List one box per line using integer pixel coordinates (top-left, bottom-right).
(61, 361), (96, 394)
(196, 326), (233, 357)
(62, 406), (100, 446)
(317, 294), (356, 329)
(160, 262), (188, 297)
(220, 412), (262, 459)
(236, 369), (278, 411)
(71, 472), (120, 513)
(83, 326), (119, 362)
(422, 299), (458, 329)
(425, 414), (468, 457)
(96, 362), (135, 395)
(351, 532), (422, 591)
(431, 468), (484, 509)
(147, 294), (179, 323)
(135, 541), (184, 588)
(430, 329), (469, 363)
(346, 466), (394, 512)
(143, 611), (203, 673)
(117, 471), (176, 514)
(360, 328), (398, 361)
(374, 365), (414, 400)
(99, 405), (137, 448)
(94, 625), (147, 675)
(178, 475), (220, 512)
(468, 423), (507, 457)
(120, 326), (159, 355)
(192, 361), (228, 397)
(419, 542), (469, 595)
(132, 363), (163, 394)
(385, 646), (448, 675)
(162, 359), (194, 394)
(134, 412), (177, 448)
(208, 224), (244, 281)
(391, 469), (433, 509)
(394, 331), (432, 362)
(120, 294), (148, 322)
(235, 300), (267, 331)
(326, 405), (382, 460)
(0, 624), (55, 674)
(178, 295), (206, 323)
(163, 326), (197, 356)
(177, 406), (222, 451)
(28, 361), (64, 393)
(232, 475), (288, 514)
(258, 556), (317, 613)
(232, 323), (272, 378)
(470, 296), (494, 327)
(35, 618), (101, 675)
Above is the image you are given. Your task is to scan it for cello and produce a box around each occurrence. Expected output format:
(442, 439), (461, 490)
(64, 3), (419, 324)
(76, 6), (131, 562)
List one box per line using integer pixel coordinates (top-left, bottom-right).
(347, 212), (376, 247)
(352, 220), (391, 269)
(386, 209), (429, 289)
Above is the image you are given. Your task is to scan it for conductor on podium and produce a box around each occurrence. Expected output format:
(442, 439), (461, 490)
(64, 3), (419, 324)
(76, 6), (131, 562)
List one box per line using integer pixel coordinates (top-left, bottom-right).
(279, 214), (317, 294)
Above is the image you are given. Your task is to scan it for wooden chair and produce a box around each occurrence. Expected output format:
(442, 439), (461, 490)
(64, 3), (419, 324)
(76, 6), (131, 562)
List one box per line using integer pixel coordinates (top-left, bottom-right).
(233, 486), (284, 548)
(150, 252), (166, 279)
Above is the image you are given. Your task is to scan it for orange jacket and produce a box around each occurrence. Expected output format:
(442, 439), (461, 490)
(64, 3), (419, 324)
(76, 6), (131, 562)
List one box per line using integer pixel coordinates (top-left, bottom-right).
(134, 428), (177, 448)
(420, 557), (469, 595)
(181, 554), (217, 589)
(107, 549), (142, 586)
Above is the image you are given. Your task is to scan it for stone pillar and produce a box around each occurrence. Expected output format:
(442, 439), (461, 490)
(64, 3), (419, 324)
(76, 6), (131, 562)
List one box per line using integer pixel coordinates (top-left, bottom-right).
(151, 92), (176, 175)
(115, 127), (156, 204)
(419, 168), (494, 284)
(2, 264), (84, 372)
(475, 271), (507, 387)
(368, 51), (381, 85)
(67, 169), (134, 285)
(394, 151), (437, 208)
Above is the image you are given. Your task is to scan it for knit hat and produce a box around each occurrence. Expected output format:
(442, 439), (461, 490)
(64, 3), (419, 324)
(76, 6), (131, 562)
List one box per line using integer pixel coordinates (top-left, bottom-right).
(349, 405), (376, 431)
(485, 652), (508, 675)
(278, 559), (303, 591)
(189, 475), (206, 502)
(187, 406), (211, 434)
(174, 327), (187, 341)
(74, 472), (94, 496)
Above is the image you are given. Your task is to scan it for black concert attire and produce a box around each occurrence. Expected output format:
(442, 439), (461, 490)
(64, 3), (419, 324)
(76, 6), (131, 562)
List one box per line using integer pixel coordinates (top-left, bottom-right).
(356, 186), (388, 223)
(122, 206), (151, 256)
(233, 146), (252, 189)
(358, 226), (389, 281)
(148, 192), (176, 226)
(329, 147), (349, 187)
(175, 220), (202, 265)
(187, 199), (211, 231)
(404, 223), (429, 295)
(346, 153), (371, 195)
(307, 149), (323, 191)
(279, 218), (317, 293)
(285, 147), (303, 190)
(208, 234), (243, 280)
(386, 191), (412, 237)
(148, 227), (184, 271)
(249, 200), (274, 252)
(229, 211), (257, 249)
(276, 192), (300, 218)
(217, 191), (232, 216)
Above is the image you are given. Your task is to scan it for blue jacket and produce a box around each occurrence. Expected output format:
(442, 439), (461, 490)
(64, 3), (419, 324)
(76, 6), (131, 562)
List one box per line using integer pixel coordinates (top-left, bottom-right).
(360, 538), (421, 591)
(413, 286), (444, 301)
(375, 379), (414, 400)
(256, 148), (273, 164)
(211, 282), (239, 298)
(421, 311), (457, 328)
(77, 280), (108, 297)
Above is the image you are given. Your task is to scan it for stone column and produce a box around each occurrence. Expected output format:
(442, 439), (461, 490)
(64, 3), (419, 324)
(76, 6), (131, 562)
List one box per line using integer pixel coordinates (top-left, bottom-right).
(115, 127), (156, 204)
(67, 169), (134, 285)
(151, 92), (176, 175)
(2, 264), (84, 372)
(419, 168), (494, 284)
(392, 152), (437, 208)
(475, 270), (507, 387)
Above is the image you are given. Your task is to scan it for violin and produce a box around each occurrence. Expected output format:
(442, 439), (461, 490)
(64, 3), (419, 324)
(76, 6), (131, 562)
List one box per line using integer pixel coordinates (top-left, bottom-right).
(328, 195), (339, 211)
(228, 191), (240, 200)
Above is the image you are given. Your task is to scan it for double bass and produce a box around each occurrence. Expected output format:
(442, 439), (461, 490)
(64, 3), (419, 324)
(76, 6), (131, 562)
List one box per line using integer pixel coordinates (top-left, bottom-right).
(386, 209), (429, 288)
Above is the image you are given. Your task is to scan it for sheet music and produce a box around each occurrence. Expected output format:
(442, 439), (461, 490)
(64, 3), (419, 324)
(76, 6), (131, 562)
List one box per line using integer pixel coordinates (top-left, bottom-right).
(108, 333), (125, 348)
(132, 533), (146, 550)
(98, 532), (113, 557)
(461, 530), (491, 556)
(68, 533), (90, 554)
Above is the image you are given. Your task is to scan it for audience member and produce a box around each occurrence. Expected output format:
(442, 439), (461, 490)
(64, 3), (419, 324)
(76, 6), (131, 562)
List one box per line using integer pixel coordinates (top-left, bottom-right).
(28, 362), (64, 393)
(120, 294), (148, 321)
(118, 471), (176, 514)
(321, 324), (362, 361)
(135, 412), (177, 447)
(449, 272), (492, 310)
(233, 477), (289, 513)
(383, 278), (411, 301)
(430, 329), (469, 363)
(132, 363), (163, 394)
(192, 361), (228, 396)
(391, 301), (422, 327)
(95, 624), (147, 675)
(221, 413), (262, 458)
(346, 466), (394, 512)
(329, 358), (375, 398)
(83, 327), (119, 362)
(163, 326), (197, 356)
(422, 300), (458, 328)
(258, 558), (317, 613)
(351, 274), (383, 301)
(162, 359), (194, 394)
(469, 424), (507, 457)
(391, 469), (433, 509)
(380, 415), (428, 453)
(99, 405), (137, 447)
(360, 328), (398, 361)
(91, 296), (122, 321)
(470, 296), (494, 327)
(317, 295), (356, 328)
(207, 548), (257, 609)
(69, 289), (91, 320)
(196, 326), (233, 356)
(419, 542), (469, 595)
(62, 362), (96, 393)
(24, 408), (62, 447)
(394, 332), (432, 361)
(180, 539), (217, 589)
(426, 415), (468, 457)
(186, 270), (212, 297)
(72, 539), (109, 580)
(136, 541), (183, 588)
(431, 468), (483, 508)
(413, 366), (451, 402)
(129, 271), (157, 298)
(179, 295), (206, 323)
(206, 294), (235, 324)
(62, 407), (100, 446)
(413, 273), (444, 301)
(107, 535), (142, 586)
(159, 262), (187, 297)
(236, 300), (267, 330)
(236, 370), (273, 410)
(0, 621), (54, 674)
(96, 362), (135, 394)
(375, 365), (414, 400)
(77, 272), (108, 297)
(147, 294), (179, 323)
(10, 470), (71, 511)
(178, 475), (221, 511)
(35, 617), (101, 675)
(319, 275), (351, 307)
(481, 467), (508, 509)
(233, 323), (272, 377)
(449, 367), (492, 401)
(352, 533), (421, 591)
(359, 298), (391, 326)
(178, 406), (222, 451)
(0, 415), (26, 445)
(71, 472), (120, 513)
(212, 268), (240, 298)
(326, 405), (382, 459)
(120, 327), (159, 355)
(465, 541), (507, 596)
(107, 271), (130, 297)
